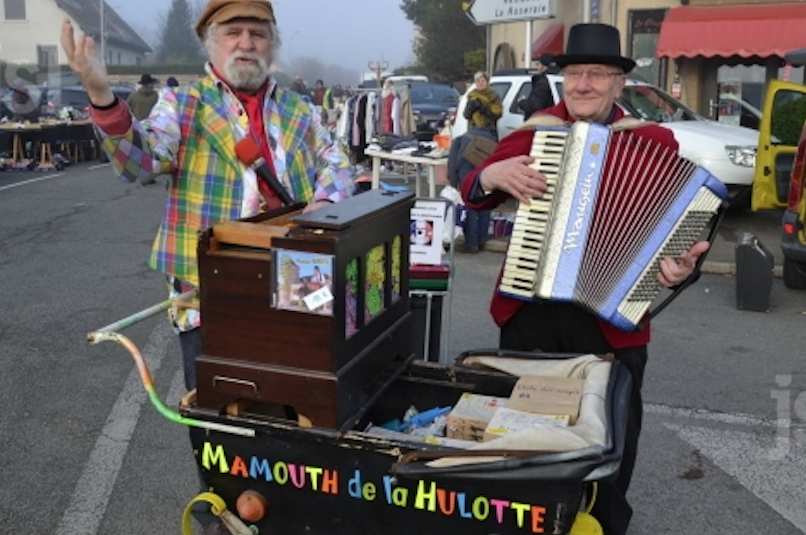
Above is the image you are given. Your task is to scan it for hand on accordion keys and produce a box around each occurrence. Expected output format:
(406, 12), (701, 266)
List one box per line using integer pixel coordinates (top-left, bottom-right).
(478, 155), (548, 204)
(657, 240), (710, 288)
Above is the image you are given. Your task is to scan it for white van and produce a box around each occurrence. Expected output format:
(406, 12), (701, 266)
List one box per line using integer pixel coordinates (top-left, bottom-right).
(452, 71), (759, 208)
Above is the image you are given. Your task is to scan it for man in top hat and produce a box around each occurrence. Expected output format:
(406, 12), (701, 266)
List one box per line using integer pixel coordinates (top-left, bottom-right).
(517, 52), (555, 119)
(126, 73), (159, 120)
(461, 23), (710, 535)
(60, 4), (353, 532)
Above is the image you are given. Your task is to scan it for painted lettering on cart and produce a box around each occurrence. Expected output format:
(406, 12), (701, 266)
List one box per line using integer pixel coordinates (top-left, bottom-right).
(201, 442), (547, 533)
(201, 442), (339, 494)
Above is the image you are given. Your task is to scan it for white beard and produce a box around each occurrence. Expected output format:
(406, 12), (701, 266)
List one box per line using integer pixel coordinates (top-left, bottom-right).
(223, 52), (271, 91)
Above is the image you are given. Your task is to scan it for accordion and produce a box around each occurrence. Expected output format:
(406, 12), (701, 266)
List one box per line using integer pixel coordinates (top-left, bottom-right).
(499, 121), (728, 331)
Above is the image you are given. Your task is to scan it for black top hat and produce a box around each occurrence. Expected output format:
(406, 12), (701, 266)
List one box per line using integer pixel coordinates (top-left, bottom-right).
(139, 74), (158, 85)
(554, 23), (636, 73)
(537, 53), (554, 66)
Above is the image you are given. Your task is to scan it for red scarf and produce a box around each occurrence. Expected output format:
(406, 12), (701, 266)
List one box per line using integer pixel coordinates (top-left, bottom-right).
(231, 77), (282, 210)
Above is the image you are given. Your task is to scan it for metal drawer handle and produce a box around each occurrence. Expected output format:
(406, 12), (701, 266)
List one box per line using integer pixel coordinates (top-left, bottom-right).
(212, 376), (259, 394)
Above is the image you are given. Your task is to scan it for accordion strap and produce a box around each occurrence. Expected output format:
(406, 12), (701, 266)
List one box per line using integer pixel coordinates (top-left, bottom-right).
(519, 114), (569, 130)
(520, 114), (656, 133)
(610, 116), (656, 131)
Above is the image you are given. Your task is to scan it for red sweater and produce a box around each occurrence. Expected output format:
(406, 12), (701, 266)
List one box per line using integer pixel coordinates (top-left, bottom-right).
(461, 102), (679, 349)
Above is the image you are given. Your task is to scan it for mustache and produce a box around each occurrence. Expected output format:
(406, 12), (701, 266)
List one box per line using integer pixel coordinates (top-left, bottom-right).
(228, 52), (266, 66)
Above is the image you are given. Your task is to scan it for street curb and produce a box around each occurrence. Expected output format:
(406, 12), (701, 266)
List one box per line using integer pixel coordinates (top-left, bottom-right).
(475, 239), (784, 279)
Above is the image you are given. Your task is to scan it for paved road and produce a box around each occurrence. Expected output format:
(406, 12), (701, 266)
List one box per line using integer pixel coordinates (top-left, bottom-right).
(1, 163), (804, 535)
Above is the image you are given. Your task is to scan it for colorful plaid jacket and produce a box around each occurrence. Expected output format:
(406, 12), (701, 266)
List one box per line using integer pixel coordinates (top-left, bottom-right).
(97, 69), (354, 289)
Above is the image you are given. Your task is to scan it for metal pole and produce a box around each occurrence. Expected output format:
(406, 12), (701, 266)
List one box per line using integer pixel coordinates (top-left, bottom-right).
(100, 0), (106, 64)
(582, 0), (591, 23)
(524, 20), (532, 68)
(486, 25), (492, 73)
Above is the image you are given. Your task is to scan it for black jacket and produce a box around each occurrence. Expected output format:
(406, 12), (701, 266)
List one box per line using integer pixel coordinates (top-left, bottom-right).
(517, 72), (552, 118)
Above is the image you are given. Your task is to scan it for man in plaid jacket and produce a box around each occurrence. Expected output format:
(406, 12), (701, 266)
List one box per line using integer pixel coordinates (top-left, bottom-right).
(61, 2), (355, 533)
(61, 0), (354, 386)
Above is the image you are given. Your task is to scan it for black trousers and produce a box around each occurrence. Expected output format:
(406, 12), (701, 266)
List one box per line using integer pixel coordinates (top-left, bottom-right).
(500, 302), (647, 535)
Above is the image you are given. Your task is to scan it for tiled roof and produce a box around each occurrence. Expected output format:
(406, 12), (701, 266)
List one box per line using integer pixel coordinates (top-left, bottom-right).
(57, 0), (152, 53)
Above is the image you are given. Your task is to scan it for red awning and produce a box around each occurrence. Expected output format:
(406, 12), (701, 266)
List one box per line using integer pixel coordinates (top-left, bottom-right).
(531, 23), (564, 60)
(658, 3), (806, 59)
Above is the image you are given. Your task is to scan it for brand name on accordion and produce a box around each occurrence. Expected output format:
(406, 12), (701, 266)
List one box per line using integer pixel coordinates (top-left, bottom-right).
(563, 171), (595, 252)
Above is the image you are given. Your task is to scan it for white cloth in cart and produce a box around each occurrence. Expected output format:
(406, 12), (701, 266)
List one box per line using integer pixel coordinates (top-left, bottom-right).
(427, 354), (610, 467)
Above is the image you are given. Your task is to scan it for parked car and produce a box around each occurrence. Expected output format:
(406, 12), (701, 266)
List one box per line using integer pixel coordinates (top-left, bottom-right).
(408, 82), (460, 141)
(385, 74), (428, 90)
(44, 84), (135, 118)
(0, 87), (11, 119)
(752, 79), (806, 288)
(717, 93), (763, 130)
(452, 70), (759, 209)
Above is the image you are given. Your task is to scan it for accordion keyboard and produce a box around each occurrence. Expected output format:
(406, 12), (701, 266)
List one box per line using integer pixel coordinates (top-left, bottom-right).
(500, 128), (570, 299)
(616, 187), (724, 324)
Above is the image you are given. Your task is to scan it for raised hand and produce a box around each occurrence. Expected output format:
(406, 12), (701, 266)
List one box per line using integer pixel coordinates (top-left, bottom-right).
(59, 19), (115, 107)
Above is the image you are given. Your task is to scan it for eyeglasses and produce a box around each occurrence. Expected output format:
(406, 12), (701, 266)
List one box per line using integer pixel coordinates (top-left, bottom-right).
(563, 69), (625, 84)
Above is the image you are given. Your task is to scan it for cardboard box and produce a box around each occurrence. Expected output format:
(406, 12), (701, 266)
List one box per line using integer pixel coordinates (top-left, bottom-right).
(483, 407), (571, 442)
(446, 393), (508, 441)
(506, 375), (585, 424)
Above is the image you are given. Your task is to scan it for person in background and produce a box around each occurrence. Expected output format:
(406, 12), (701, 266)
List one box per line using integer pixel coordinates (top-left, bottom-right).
(312, 79), (333, 110)
(331, 83), (345, 105)
(447, 125), (497, 254)
(290, 74), (309, 97)
(8, 78), (40, 122)
(166, 76), (179, 89)
(518, 53), (554, 118)
(463, 71), (502, 135)
(458, 71), (502, 253)
(60, 1), (353, 533)
(126, 73), (159, 120)
(461, 23), (710, 535)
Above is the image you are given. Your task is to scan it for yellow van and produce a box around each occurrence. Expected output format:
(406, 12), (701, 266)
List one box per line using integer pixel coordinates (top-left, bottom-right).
(753, 79), (806, 287)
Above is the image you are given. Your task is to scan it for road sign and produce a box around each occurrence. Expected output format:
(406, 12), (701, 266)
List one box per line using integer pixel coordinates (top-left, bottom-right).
(464, 0), (557, 25)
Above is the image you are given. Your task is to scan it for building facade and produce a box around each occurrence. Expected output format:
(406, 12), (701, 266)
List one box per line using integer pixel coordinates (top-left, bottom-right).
(488, 0), (806, 119)
(1, 0), (151, 84)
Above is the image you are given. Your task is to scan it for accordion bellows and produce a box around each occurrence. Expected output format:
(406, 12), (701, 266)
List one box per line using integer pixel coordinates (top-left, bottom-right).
(499, 122), (728, 331)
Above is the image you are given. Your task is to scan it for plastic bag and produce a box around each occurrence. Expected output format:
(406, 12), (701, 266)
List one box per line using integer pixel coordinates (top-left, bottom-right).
(439, 185), (464, 242)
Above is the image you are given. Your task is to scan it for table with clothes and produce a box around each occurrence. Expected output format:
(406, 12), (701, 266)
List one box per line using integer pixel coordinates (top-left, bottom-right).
(0, 120), (96, 169)
(364, 133), (449, 197)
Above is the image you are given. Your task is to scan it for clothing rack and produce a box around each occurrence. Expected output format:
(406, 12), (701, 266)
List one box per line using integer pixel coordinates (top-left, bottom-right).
(337, 87), (415, 164)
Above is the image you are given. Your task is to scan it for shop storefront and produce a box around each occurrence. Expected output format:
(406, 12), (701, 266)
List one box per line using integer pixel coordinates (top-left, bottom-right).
(488, 1), (806, 123)
(656, 2), (806, 119)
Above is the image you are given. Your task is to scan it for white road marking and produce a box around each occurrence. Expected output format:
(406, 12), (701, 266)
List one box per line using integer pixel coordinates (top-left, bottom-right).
(55, 323), (173, 535)
(0, 173), (65, 191)
(666, 424), (806, 531)
(647, 402), (775, 428)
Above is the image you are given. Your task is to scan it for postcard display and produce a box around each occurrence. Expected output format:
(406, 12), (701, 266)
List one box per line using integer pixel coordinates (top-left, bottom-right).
(195, 190), (416, 429)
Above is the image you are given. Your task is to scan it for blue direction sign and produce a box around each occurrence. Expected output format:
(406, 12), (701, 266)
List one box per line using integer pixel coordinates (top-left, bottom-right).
(464, 0), (557, 25)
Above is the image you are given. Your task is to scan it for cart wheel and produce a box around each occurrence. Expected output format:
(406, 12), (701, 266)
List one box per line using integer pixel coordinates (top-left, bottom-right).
(570, 511), (602, 535)
(570, 482), (603, 535)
